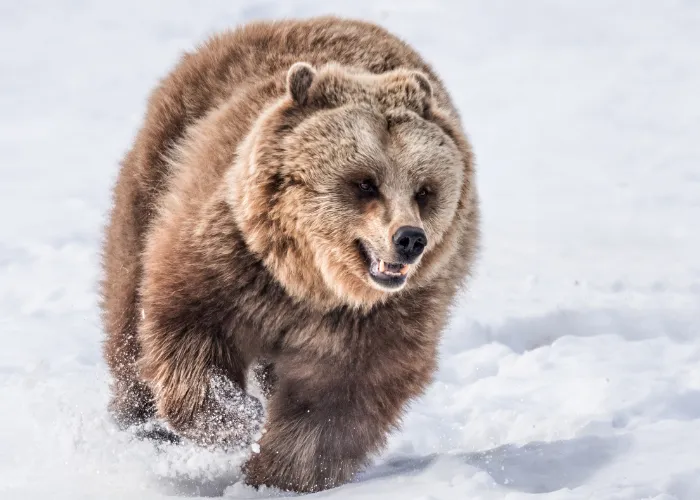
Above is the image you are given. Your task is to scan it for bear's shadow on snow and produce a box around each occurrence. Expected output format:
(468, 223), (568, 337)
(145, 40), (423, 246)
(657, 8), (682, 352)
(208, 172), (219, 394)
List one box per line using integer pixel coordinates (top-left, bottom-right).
(358, 435), (629, 494)
(149, 435), (627, 497)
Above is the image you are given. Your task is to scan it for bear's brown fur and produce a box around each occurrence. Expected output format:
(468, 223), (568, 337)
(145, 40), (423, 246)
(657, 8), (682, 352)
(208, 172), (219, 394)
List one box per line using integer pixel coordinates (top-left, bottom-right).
(101, 16), (479, 492)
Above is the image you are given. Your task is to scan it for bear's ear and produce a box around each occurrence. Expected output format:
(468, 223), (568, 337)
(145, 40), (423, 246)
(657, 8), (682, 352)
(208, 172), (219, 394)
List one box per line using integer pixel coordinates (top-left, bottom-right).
(287, 62), (316, 106)
(410, 71), (433, 118)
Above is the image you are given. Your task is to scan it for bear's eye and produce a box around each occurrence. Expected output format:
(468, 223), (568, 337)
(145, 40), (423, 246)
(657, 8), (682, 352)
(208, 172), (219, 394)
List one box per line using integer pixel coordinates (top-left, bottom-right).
(357, 179), (379, 197)
(415, 187), (432, 209)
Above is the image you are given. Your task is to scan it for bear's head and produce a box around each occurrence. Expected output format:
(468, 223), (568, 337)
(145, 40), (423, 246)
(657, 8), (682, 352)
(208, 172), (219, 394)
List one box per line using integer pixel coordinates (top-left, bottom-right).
(229, 63), (477, 310)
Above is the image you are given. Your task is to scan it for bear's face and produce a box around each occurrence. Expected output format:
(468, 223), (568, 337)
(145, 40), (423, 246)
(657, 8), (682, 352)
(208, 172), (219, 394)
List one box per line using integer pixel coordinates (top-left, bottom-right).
(231, 64), (472, 310)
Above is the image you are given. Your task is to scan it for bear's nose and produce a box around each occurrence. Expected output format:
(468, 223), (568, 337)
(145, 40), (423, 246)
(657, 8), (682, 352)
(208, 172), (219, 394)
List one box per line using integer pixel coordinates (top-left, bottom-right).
(392, 226), (427, 261)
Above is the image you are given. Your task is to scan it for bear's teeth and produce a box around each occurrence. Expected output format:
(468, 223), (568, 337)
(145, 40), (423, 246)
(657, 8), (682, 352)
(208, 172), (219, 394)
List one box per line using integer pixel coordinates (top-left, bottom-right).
(379, 260), (386, 273)
(399, 265), (409, 275)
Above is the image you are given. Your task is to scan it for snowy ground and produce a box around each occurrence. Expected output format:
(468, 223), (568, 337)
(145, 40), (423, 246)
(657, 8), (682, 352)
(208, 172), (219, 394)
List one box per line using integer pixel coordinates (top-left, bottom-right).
(1, 1), (699, 499)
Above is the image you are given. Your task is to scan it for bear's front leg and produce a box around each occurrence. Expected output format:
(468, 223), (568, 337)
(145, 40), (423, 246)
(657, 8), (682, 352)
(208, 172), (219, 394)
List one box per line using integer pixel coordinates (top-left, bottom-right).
(141, 345), (265, 449)
(243, 357), (396, 492)
(138, 306), (264, 449)
(142, 347), (265, 447)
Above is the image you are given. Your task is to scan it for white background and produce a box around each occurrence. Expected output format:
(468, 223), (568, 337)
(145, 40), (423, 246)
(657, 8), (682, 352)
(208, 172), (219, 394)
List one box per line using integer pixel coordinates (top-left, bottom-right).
(1, 1), (699, 498)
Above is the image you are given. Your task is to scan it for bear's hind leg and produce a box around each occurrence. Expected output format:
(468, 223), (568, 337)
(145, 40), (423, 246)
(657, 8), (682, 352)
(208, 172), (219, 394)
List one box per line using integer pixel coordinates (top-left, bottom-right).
(108, 377), (155, 428)
(102, 283), (156, 428)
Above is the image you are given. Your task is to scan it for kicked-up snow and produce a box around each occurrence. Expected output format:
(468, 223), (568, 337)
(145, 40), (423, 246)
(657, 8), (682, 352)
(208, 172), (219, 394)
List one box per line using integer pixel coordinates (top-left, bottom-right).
(1, 1), (699, 499)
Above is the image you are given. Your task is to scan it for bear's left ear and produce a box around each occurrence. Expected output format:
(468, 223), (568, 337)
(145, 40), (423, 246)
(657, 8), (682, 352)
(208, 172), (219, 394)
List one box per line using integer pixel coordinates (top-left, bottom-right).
(287, 62), (316, 106)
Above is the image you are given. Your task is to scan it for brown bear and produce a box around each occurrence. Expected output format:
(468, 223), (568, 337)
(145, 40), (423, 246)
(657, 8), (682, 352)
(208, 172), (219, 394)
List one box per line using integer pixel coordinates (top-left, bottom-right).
(101, 16), (479, 493)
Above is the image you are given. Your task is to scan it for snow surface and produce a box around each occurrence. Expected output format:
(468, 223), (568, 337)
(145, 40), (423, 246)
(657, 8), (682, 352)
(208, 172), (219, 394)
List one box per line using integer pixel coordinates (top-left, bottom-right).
(1, 1), (699, 499)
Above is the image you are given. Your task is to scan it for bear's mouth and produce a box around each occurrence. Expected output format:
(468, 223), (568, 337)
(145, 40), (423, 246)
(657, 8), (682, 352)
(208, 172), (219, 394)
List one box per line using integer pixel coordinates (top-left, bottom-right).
(357, 241), (409, 289)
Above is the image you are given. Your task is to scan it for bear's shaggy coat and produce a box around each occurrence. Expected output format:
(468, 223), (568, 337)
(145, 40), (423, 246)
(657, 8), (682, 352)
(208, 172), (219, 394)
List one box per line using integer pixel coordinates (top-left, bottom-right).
(102, 16), (479, 492)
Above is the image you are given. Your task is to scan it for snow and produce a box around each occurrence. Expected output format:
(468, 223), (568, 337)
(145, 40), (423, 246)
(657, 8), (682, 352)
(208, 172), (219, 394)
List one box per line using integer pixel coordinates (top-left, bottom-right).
(1, 1), (699, 498)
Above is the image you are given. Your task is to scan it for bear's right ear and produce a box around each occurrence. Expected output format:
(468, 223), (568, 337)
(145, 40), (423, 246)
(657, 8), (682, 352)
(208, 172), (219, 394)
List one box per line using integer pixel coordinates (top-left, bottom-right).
(287, 62), (316, 106)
